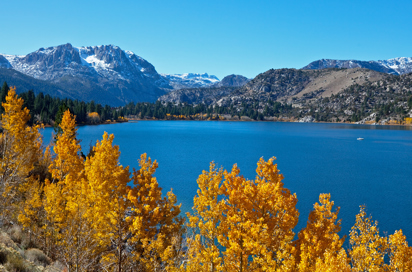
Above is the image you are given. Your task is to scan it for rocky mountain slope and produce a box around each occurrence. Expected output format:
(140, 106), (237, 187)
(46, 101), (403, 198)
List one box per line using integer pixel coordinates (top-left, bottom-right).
(158, 74), (250, 105)
(0, 68), (69, 98)
(212, 74), (250, 87)
(303, 57), (412, 75)
(158, 86), (237, 105)
(212, 68), (386, 107)
(158, 67), (412, 124)
(293, 72), (412, 123)
(0, 43), (172, 106)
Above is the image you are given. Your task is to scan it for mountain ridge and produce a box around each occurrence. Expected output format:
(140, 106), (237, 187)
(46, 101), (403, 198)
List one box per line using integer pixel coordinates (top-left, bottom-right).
(302, 57), (412, 75)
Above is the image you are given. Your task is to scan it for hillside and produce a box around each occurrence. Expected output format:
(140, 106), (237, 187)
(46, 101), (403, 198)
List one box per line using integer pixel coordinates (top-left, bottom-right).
(156, 67), (412, 124)
(0, 68), (68, 98)
(158, 86), (237, 105)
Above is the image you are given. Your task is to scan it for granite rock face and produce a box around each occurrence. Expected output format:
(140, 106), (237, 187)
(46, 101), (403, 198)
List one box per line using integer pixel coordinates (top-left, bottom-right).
(213, 74), (250, 87)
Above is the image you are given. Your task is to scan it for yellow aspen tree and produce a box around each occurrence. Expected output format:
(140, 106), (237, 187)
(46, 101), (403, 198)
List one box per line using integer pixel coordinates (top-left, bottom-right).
(43, 109), (83, 240)
(0, 87), (42, 222)
(127, 153), (184, 271)
(18, 146), (52, 246)
(48, 109), (84, 182)
(186, 158), (299, 272)
(44, 110), (99, 271)
(294, 193), (346, 272)
(315, 248), (351, 272)
(185, 162), (225, 272)
(219, 157), (299, 272)
(84, 132), (131, 272)
(388, 229), (412, 271)
(349, 205), (388, 272)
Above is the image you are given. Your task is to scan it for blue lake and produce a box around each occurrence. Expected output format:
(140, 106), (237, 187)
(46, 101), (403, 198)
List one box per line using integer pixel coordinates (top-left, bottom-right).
(42, 121), (412, 242)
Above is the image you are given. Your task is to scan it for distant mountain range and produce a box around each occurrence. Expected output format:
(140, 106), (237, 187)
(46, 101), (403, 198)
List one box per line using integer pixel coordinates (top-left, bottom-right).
(302, 57), (412, 75)
(161, 73), (220, 89)
(0, 43), (238, 106)
(1, 43), (411, 107)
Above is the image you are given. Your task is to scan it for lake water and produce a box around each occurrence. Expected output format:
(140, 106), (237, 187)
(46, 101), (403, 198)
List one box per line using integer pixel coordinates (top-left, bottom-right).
(42, 121), (412, 243)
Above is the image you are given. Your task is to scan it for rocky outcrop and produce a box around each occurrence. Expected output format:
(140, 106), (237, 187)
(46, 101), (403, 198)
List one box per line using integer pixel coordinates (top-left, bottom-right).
(158, 86), (237, 105)
(213, 74), (250, 87)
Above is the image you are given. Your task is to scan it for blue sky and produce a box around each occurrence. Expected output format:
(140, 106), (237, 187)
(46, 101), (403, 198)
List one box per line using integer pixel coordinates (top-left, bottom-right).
(1, 0), (411, 79)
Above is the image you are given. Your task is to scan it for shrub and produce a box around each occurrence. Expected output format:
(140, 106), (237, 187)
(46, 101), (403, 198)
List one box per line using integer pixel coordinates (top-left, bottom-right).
(8, 225), (23, 244)
(25, 248), (50, 267)
(5, 254), (30, 272)
(0, 232), (18, 250)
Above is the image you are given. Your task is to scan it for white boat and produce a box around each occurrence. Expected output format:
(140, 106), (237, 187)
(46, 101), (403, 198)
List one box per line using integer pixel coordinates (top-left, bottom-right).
(357, 138), (364, 141)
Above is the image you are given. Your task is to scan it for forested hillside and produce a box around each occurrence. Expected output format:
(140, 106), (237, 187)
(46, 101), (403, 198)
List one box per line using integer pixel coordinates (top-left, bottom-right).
(0, 82), (125, 126)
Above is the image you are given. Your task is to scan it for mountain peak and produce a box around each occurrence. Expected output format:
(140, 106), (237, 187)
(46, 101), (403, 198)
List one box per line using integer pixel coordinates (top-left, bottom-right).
(161, 73), (220, 89)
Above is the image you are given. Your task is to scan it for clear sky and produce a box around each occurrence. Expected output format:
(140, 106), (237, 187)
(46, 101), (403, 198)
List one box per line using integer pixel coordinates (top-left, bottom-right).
(1, 0), (411, 80)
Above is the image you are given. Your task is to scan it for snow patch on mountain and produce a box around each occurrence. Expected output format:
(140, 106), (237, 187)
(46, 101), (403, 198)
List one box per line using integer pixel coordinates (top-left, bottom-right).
(378, 57), (412, 75)
(303, 57), (412, 75)
(161, 73), (220, 89)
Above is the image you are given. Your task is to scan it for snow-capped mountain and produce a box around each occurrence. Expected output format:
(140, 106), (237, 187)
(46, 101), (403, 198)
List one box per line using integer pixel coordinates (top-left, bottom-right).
(0, 43), (172, 105)
(161, 73), (219, 89)
(378, 57), (412, 75)
(302, 57), (412, 75)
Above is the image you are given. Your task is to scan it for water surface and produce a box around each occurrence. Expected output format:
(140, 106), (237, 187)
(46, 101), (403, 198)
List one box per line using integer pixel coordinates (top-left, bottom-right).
(42, 121), (412, 242)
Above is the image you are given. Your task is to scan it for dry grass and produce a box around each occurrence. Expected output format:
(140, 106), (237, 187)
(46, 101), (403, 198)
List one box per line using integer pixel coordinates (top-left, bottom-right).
(292, 68), (385, 99)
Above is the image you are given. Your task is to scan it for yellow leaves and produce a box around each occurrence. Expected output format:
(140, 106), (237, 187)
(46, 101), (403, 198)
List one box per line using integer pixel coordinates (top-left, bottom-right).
(127, 153), (184, 269)
(295, 193), (346, 272)
(49, 110), (84, 182)
(87, 111), (100, 123)
(0, 87), (42, 222)
(349, 205), (388, 272)
(186, 157), (299, 271)
(388, 229), (412, 271)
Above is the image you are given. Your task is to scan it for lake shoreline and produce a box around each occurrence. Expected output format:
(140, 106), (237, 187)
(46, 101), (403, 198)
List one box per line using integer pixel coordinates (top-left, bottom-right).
(126, 117), (412, 128)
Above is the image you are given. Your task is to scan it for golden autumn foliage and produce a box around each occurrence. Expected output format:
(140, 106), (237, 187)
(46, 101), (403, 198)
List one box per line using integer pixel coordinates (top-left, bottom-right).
(388, 229), (412, 271)
(127, 154), (184, 271)
(87, 111), (100, 124)
(84, 131), (132, 271)
(295, 193), (347, 271)
(43, 109), (99, 270)
(186, 158), (299, 272)
(3, 89), (412, 272)
(0, 87), (42, 222)
(349, 205), (388, 271)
